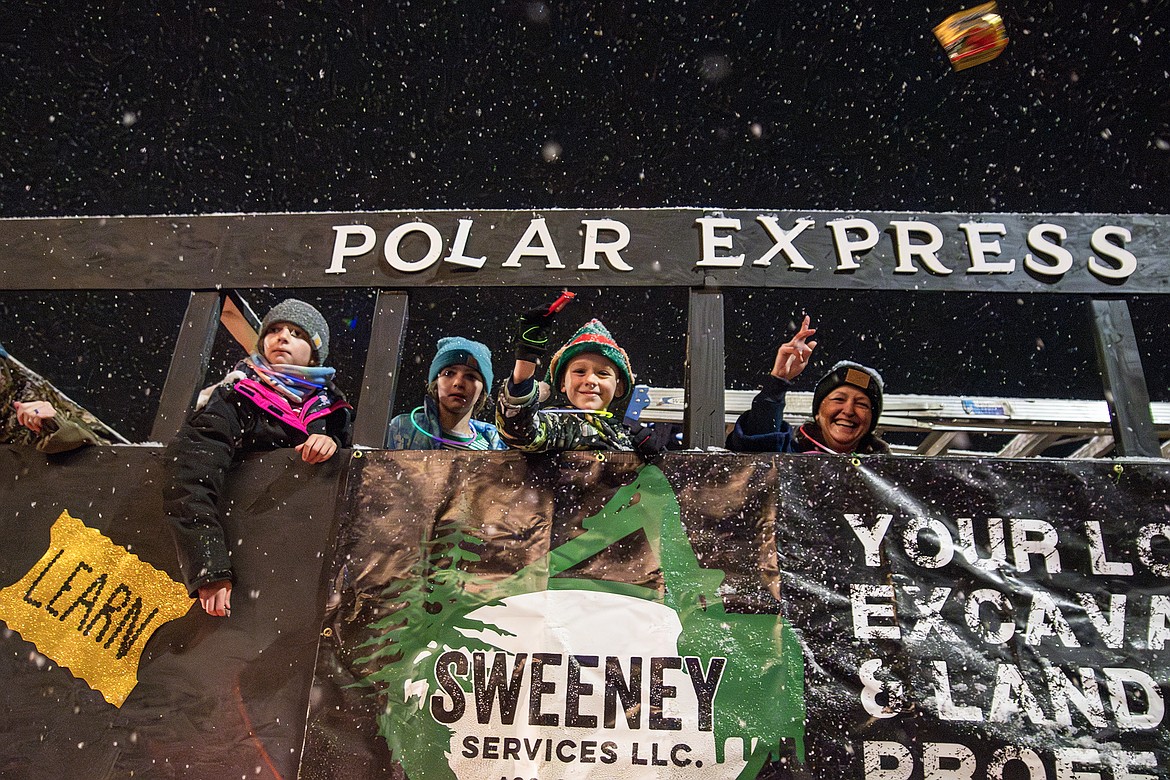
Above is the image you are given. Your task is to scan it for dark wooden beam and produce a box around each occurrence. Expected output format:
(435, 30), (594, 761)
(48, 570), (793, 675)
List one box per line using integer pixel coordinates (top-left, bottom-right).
(1088, 298), (1160, 458)
(221, 290), (261, 353)
(684, 287), (725, 449)
(151, 292), (223, 443)
(352, 291), (409, 448)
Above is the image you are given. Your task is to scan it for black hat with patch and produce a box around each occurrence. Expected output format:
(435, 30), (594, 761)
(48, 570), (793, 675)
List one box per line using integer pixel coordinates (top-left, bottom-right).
(812, 360), (884, 433)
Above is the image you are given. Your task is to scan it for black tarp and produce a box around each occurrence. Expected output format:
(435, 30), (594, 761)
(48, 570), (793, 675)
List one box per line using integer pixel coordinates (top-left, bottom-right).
(3, 449), (1168, 779)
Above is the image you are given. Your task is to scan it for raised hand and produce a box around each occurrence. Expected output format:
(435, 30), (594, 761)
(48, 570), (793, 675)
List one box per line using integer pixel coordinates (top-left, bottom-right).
(771, 315), (818, 381)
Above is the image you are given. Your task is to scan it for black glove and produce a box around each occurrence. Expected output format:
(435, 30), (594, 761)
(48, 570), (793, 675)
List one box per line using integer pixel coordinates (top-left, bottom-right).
(631, 421), (682, 456)
(515, 304), (557, 363)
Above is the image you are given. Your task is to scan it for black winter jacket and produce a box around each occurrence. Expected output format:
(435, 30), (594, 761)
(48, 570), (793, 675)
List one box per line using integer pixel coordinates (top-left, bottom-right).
(163, 368), (351, 595)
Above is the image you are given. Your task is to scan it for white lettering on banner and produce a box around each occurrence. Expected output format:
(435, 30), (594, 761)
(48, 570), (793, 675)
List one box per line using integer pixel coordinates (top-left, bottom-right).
(847, 513), (894, 567)
(827, 218), (879, 270)
(1025, 224), (1074, 276)
(752, 216), (815, 269)
(931, 660), (983, 721)
(902, 587), (962, 644)
(579, 219), (633, 271)
(1086, 521), (1134, 576)
(921, 661), (1165, 731)
(1045, 667), (1107, 728)
(988, 663), (1050, 724)
(1088, 226), (1138, 280)
(923, 741), (977, 780)
(326, 224), (376, 274)
(323, 215), (1144, 281)
(863, 740), (913, 780)
(850, 584), (899, 640)
(859, 658), (904, 719)
(890, 220), (950, 275)
(385, 222), (444, 272)
(965, 588), (1015, 644)
(1024, 592), (1080, 648)
(961, 221), (1015, 273)
(854, 582), (1169, 651)
(903, 517), (956, 568)
(444, 219), (487, 268)
(1056, 747), (1159, 780)
(1137, 524), (1170, 577)
(501, 218), (566, 269)
(958, 516), (1010, 571)
(1073, 592), (1127, 649)
(842, 515), (1162, 577)
(695, 217), (744, 267)
(1149, 595), (1170, 650)
(1010, 518), (1062, 574)
(863, 743), (1158, 780)
(987, 746), (1047, 780)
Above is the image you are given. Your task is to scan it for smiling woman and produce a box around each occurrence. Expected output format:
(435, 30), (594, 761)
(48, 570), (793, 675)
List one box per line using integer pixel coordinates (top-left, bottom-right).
(726, 316), (891, 455)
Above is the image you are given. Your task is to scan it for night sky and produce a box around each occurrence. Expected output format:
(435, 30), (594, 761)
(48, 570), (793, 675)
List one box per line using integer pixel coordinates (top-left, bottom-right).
(1, 2), (1167, 441)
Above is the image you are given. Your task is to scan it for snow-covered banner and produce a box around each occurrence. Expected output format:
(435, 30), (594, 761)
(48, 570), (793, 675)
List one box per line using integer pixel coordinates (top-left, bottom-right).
(2, 210), (1168, 293)
(305, 451), (1170, 779)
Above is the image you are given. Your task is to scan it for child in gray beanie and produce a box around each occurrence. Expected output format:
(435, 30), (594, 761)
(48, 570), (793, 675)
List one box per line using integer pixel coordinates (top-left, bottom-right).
(727, 315), (890, 455)
(163, 298), (352, 617)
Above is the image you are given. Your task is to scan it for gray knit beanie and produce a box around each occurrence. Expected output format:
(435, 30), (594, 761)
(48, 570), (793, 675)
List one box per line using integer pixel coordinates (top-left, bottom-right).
(258, 299), (330, 364)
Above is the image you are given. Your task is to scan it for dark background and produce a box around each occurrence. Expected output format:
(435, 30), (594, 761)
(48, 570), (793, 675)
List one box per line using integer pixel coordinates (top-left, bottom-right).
(1, 2), (1167, 441)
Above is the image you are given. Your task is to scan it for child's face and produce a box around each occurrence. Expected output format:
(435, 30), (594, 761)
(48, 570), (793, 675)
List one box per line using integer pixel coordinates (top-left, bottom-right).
(262, 322), (315, 367)
(435, 364), (484, 420)
(561, 354), (622, 412)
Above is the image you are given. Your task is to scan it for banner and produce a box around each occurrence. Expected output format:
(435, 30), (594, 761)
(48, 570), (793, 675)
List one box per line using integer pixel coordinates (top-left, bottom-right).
(0, 445), (345, 779)
(2, 209), (1168, 293)
(304, 452), (1170, 780)
(2, 448), (1167, 778)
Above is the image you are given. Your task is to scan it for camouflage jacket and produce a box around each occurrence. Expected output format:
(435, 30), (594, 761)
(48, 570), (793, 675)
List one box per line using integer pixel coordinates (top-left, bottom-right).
(496, 379), (634, 452)
(1, 354), (111, 454)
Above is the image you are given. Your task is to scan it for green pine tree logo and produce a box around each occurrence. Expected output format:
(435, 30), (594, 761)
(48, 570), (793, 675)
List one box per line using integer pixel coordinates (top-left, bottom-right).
(352, 465), (805, 780)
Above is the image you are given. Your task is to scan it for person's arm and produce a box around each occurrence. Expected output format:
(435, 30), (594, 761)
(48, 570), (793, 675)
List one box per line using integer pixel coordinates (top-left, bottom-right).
(162, 388), (244, 600)
(296, 433), (336, 463)
(769, 315), (817, 382)
(35, 412), (107, 454)
(197, 580), (232, 618)
(726, 374), (798, 452)
(297, 391), (351, 461)
(497, 299), (565, 451)
(726, 316), (818, 453)
(496, 374), (551, 450)
(15, 400), (107, 454)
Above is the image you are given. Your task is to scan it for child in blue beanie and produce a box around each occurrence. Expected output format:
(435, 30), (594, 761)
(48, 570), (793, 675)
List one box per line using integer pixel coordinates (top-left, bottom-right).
(385, 336), (505, 450)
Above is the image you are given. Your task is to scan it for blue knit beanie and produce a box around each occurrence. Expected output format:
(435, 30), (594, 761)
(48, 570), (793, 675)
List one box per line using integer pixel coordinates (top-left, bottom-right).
(428, 337), (494, 390)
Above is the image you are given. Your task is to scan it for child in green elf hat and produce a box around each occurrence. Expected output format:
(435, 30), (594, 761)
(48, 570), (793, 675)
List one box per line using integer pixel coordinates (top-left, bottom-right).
(497, 296), (638, 452)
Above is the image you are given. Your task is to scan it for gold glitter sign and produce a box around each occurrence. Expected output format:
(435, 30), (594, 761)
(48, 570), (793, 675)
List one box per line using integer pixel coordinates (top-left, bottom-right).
(0, 511), (192, 706)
